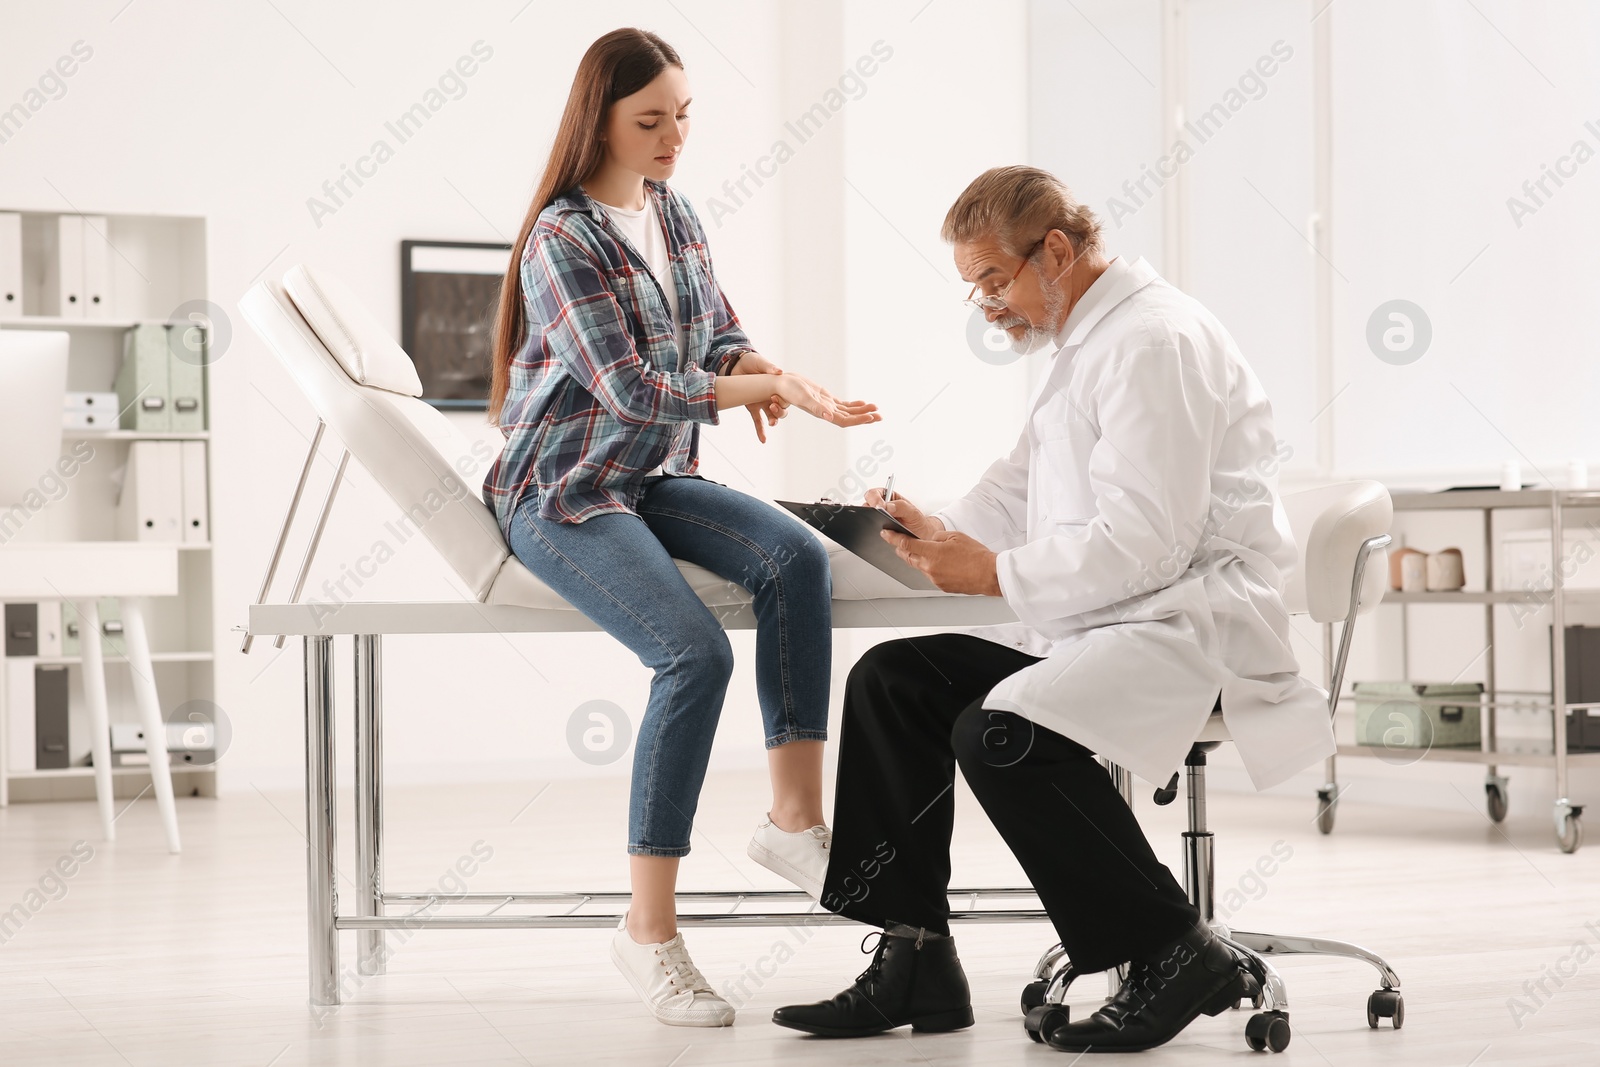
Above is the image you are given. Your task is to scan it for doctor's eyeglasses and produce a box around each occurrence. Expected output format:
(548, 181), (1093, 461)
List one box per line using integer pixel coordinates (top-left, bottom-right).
(962, 237), (1046, 312)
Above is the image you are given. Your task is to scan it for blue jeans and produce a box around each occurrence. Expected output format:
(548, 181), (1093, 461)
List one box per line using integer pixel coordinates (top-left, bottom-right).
(507, 474), (833, 857)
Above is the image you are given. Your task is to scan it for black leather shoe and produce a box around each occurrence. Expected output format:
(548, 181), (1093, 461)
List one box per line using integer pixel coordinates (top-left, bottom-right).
(772, 929), (974, 1037)
(1046, 924), (1243, 1053)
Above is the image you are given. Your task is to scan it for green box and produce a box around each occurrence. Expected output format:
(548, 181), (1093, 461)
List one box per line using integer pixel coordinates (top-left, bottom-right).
(166, 322), (207, 432)
(1354, 681), (1483, 750)
(116, 323), (171, 431)
(61, 598), (124, 659)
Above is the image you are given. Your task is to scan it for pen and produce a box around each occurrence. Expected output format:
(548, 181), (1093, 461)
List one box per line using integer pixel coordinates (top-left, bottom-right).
(883, 473), (896, 504)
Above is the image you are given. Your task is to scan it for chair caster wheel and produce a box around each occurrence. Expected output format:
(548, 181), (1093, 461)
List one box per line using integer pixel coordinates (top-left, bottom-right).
(1245, 1010), (1291, 1052)
(1235, 972), (1264, 1010)
(1557, 811), (1583, 854)
(1315, 786), (1337, 834)
(1024, 1004), (1069, 1043)
(1485, 778), (1508, 823)
(1367, 989), (1404, 1029)
(1020, 979), (1049, 1013)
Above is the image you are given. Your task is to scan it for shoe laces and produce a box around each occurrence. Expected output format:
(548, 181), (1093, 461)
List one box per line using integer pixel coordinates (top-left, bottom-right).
(654, 939), (715, 996)
(853, 931), (891, 995)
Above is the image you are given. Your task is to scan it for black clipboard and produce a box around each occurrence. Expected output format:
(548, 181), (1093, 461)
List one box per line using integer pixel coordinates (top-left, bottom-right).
(776, 500), (940, 591)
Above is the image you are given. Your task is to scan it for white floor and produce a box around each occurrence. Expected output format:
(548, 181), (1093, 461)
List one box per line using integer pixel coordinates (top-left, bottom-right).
(0, 768), (1596, 1066)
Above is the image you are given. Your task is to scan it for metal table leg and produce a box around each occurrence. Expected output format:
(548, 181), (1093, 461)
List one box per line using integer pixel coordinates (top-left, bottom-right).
(1551, 497), (1584, 851)
(355, 634), (386, 975)
(306, 634), (340, 1005)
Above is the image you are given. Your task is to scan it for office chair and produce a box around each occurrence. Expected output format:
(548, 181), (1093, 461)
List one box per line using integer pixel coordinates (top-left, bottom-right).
(1021, 481), (1398, 1054)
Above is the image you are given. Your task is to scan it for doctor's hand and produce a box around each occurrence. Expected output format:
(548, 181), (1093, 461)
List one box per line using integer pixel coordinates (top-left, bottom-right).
(729, 352), (790, 443)
(864, 488), (947, 540)
(881, 528), (1002, 597)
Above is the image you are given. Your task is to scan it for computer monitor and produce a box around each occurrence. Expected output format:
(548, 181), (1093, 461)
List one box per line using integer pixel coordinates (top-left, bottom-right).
(0, 330), (69, 506)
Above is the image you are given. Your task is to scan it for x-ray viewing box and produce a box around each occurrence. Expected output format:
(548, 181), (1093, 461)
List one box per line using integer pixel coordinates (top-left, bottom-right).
(240, 265), (1054, 1007)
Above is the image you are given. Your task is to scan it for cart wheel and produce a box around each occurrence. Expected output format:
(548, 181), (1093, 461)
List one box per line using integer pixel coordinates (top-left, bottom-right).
(1315, 787), (1337, 835)
(1366, 989), (1404, 1030)
(1485, 780), (1508, 823)
(1558, 812), (1583, 854)
(1245, 1010), (1291, 1052)
(1024, 1004), (1069, 1043)
(1020, 980), (1049, 1013)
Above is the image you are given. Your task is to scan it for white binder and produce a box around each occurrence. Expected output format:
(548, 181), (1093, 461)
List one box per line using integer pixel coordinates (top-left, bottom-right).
(5, 657), (35, 772)
(57, 215), (85, 319)
(0, 212), (21, 320)
(180, 440), (208, 543)
(116, 440), (183, 541)
(81, 215), (110, 319)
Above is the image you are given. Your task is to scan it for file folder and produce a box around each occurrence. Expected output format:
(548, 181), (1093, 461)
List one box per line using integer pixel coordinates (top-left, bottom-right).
(116, 323), (171, 431)
(61, 598), (121, 658)
(117, 439), (183, 541)
(64, 390), (120, 430)
(180, 440), (208, 542)
(167, 323), (206, 431)
(34, 664), (69, 770)
(64, 410), (117, 431)
(81, 215), (110, 319)
(0, 212), (21, 320)
(58, 215), (84, 319)
(65, 390), (119, 411)
(5, 603), (38, 657)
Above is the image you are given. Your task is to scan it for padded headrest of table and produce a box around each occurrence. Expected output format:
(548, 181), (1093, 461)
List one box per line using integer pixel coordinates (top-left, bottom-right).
(283, 264), (424, 397)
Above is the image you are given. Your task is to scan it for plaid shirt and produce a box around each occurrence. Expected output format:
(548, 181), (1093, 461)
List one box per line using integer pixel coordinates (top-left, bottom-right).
(482, 179), (754, 533)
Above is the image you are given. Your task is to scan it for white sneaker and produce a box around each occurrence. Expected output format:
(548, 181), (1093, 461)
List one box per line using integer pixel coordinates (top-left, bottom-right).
(747, 815), (831, 901)
(609, 915), (735, 1027)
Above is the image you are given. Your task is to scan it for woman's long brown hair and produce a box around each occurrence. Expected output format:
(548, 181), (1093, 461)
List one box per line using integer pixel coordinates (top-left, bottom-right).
(486, 28), (683, 423)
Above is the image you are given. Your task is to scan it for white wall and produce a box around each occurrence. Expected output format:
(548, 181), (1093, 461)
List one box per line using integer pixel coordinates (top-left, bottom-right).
(1027, 0), (1600, 812)
(1, 1), (1032, 792)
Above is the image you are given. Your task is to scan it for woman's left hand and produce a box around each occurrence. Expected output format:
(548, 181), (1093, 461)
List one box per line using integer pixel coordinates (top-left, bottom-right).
(729, 351), (790, 443)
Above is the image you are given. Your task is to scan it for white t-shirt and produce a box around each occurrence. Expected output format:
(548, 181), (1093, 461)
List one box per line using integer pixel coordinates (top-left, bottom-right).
(596, 194), (688, 478)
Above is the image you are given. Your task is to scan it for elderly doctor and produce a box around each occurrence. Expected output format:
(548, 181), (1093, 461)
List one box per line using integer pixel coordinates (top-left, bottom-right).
(771, 166), (1334, 1053)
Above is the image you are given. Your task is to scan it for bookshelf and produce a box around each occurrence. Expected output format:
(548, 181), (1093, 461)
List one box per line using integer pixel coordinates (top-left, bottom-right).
(0, 208), (217, 804)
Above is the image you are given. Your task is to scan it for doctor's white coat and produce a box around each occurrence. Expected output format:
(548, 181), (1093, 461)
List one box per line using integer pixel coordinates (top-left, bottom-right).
(935, 256), (1334, 791)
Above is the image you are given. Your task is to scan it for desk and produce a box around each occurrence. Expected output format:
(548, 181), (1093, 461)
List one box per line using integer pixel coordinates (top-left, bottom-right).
(0, 542), (182, 852)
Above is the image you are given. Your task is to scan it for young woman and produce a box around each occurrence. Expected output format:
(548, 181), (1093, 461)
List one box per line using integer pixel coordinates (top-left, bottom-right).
(483, 28), (878, 1027)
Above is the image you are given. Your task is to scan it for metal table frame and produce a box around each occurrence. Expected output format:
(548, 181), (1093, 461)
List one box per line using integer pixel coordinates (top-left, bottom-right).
(251, 597), (1063, 1007)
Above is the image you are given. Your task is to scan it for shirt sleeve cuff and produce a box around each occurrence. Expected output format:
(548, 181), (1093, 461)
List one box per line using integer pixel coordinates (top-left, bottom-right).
(994, 547), (1040, 630)
(688, 365), (720, 425)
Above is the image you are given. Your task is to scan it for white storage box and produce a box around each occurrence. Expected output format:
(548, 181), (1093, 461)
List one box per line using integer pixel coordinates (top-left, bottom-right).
(1499, 527), (1600, 594)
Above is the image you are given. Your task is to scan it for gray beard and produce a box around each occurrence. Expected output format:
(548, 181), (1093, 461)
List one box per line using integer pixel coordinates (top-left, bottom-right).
(996, 263), (1068, 355)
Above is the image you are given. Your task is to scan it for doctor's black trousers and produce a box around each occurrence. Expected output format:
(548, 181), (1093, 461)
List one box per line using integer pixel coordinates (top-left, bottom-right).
(821, 632), (1202, 975)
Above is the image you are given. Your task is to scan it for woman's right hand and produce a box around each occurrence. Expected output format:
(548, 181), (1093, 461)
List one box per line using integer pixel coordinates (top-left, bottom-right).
(863, 488), (946, 539)
(774, 372), (881, 428)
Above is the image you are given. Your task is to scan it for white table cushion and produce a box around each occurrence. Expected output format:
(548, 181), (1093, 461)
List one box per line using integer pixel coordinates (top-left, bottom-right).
(283, 264), (425, 398)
